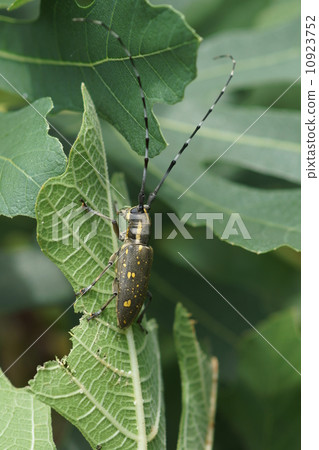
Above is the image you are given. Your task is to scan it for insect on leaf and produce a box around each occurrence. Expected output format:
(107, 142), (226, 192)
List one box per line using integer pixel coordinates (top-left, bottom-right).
(101, 19), (301, 254)
(31, 84), (165, 449)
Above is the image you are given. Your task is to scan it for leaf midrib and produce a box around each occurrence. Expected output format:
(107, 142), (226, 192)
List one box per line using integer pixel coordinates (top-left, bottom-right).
(0, 154), (41, 187)
(0, 39), (197, 66)
(57, 361), (139, 441)
(126, 328), (148, 448)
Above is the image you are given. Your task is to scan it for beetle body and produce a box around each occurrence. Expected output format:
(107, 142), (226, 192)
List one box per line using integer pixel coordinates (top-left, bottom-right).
(74, 17), (235, 330)
(114, 207), (153, 328)
(115, 242), (153, 328)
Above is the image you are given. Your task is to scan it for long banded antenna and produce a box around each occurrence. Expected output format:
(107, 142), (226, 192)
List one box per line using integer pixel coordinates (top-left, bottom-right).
(146, 55), (236, 207)
(73, 17), (150, 212)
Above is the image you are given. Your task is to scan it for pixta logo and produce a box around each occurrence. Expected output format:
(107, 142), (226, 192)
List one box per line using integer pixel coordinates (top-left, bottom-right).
(51, 202), (99, 249)
(153, 212), (251, 240)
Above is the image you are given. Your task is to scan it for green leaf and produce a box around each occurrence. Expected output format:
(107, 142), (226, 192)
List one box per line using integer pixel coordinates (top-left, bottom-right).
(157, 104), (300, 184)
(4, 0), (33, 11)
(196, 19), (300, 89)
(49, 30), (300, 253)
(0, 0), (200, 156)
(31, 84), (165, 448)
(222, 309), (300, 450)
(101, 121), (300, 253)
(151, 0), (222, 30)
(0, 0), (13, 8)
(0, 368), (55, 449)
(0, 97), (66, 218)
(238, 309), (300, 394)
(98, 17), (300, 254)
(30, 319), (165, 449)
(157, 21), (300, 183)
(174, 304), (218, 450)
(254, 0), (300, 29)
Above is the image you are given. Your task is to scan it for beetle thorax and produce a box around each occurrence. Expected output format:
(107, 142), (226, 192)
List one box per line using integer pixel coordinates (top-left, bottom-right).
(122, 206), (151, 245)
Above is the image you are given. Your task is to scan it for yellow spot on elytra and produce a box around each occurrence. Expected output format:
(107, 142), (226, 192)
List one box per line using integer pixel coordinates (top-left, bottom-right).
(127, 272), (131, 279)
(124, 300), (131, 307)
(132, 272), (136, 278)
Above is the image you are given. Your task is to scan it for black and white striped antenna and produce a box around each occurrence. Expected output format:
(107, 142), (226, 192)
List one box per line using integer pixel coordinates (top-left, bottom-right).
(146, 54), (236, 207)
(73, 18), (236, 210)
(73, 17), (150, 212)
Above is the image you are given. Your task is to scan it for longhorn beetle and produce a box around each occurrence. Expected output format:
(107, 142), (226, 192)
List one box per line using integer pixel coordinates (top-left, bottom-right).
(73, 17), (235, 331)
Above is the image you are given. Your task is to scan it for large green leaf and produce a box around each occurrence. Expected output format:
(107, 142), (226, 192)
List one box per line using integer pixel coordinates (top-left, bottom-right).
(194, 19), (300, 90)
(31, 84), (165, 449)
(101, 121), (300, 253)
(30, 318), (165, 449)
(0, 97), (66, 218)
(238, 309), (300, 394)
(174, 303), (218, 450)
(0, 0), (200, 156)
(98, 16), (300, 254)
(254, 0), (300, 29)
(157, 104), (300, 184)
(156, 21), (300, 184)
(0, 368), (55, 449)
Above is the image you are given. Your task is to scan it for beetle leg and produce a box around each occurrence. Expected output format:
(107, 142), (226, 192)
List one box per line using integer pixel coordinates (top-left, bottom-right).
(137, 291), (152, 333)
(75, 251), (118, 296)
(80, 198), (119, 238)
(87, 292), (118, 321)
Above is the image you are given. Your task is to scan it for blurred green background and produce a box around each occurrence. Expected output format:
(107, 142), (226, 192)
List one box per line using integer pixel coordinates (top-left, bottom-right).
(0, 0), (300, 448)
